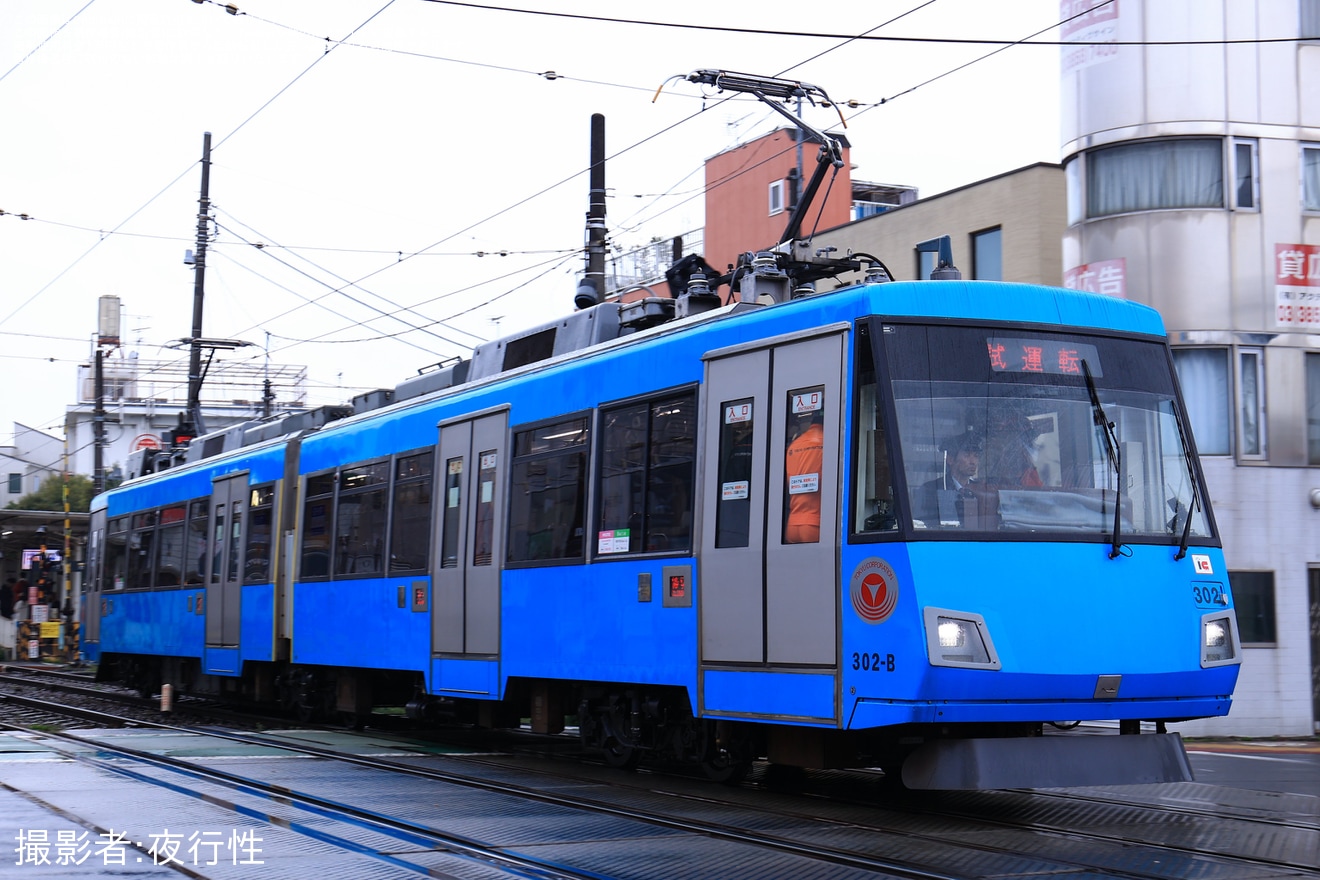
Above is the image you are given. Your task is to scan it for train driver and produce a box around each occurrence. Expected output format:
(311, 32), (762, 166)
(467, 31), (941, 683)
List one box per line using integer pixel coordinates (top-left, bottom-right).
(911, 428), (983, 528)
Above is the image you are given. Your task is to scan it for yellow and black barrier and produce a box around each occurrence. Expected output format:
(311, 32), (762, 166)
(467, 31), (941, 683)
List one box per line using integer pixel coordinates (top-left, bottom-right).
(15, 620), (79, 663)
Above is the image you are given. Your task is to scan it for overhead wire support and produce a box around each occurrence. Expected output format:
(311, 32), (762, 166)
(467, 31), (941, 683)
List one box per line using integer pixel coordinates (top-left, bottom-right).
(681, 69), (846, 247)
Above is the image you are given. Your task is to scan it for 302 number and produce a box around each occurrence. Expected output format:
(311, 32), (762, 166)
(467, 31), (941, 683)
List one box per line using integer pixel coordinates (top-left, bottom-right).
(851, 652), (895, 672)
(1192, 584), (1224, 605)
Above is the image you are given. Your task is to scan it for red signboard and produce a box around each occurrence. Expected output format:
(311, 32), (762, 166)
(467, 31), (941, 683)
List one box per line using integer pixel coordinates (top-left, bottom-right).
(1274, 243), (1320, 328)
(1063, 258), (1126, 297)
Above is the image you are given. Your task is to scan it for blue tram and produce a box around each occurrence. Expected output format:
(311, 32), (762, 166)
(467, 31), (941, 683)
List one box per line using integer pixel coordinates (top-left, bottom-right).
(84, 251), (1241, 788)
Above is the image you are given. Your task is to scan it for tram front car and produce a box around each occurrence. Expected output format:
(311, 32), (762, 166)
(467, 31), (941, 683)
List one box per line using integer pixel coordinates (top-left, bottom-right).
(839, 292), (1240, 789)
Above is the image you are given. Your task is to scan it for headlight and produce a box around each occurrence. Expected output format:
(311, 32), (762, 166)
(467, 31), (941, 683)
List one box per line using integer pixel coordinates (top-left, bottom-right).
(924, 608), (1000, 669)
(1201, 612), (1241, 667)
(938, 620), (966, 648)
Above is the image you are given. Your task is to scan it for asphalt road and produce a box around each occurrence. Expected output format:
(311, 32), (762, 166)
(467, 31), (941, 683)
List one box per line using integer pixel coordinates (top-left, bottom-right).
(1185, 739), (1320, 797)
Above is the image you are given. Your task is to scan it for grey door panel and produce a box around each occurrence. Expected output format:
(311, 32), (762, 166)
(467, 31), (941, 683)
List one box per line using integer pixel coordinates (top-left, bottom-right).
(206, 473), (246, 647)
(700, 334), (842, 667)
(434, 410), (507, 657)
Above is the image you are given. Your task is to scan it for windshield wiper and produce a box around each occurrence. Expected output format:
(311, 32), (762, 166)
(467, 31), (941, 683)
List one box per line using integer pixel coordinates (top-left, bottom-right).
(1168, 404), (1203, 561)
(1082, 360), (1124, 559)
(1174, 492), (1199, 560)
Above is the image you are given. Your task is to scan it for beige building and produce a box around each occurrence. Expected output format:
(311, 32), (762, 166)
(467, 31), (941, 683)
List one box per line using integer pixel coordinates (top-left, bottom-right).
(808, 163), (1066, 287)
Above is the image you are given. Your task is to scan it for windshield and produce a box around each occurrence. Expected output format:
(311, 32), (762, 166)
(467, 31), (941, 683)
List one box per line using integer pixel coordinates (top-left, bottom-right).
(882, 323), (1212, 542)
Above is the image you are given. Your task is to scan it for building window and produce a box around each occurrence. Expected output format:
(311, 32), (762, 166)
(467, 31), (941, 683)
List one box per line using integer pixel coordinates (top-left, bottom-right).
(1237, 349), (1265, 459)
(1065, 157), (1084, 225)
(1307, 354), (1320, 464)
(1172, 348), (1231, 455)
(972, 227), (1003, 280)
(1304, 145), (1320, 212)
(1232, 139), (1258, 210)
(1087, 138), (1224, 217)
(1303, 0), (1320, 39)
(507, 415), (589, 563)
(917, 249), (936, 281)
(768, 179), (785, 216)
(7, 473), (19, 494)
(1229, 571), (1276, 644)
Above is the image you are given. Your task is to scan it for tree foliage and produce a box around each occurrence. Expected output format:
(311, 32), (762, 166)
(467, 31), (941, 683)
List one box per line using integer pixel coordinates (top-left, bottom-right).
(5, 474), (96, 512)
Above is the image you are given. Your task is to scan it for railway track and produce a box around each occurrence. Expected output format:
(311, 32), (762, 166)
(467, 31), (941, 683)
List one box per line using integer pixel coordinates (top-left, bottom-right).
(1, 687), (1313, 880)
(0, 665), (305, 730)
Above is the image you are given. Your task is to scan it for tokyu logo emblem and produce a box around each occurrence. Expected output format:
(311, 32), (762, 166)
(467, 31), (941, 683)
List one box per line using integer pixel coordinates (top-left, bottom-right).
(850, 558), (899, 624)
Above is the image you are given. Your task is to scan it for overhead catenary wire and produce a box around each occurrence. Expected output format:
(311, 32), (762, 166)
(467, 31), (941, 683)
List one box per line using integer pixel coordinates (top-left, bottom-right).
(253, 250), (583, 359)
(2, 1), (1017, 337)
(0, 206), (572, 258)
(3, 0), (1114, 403)
(0, 0), (98, 86)
(214, 214), (489, 349)
(0, 1), (399, 332)
(418, 0), (1315, 48)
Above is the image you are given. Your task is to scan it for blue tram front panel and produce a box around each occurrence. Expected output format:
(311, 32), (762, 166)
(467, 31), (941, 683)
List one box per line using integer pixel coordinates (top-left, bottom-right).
(840, 542), (1237, 729)
(697, 307), (1237, 730)
(835, 317), (1237, 729)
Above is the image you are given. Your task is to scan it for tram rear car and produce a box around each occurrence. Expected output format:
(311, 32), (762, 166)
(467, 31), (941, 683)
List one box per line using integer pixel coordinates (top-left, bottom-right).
(85, 276), (1240, 789)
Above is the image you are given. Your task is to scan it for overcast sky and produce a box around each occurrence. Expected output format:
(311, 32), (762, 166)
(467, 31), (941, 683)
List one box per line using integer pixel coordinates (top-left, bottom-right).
(0, 0), (1063, 450)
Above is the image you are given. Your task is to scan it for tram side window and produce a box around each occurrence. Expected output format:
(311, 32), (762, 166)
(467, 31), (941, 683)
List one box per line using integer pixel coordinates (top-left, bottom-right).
(716, 398), (755, 548)
(300, 473), (334, 580)
(245, 485), (275, 583)
(473, 450), (498, 566)
(390, 451), (433, 573)
(105, 517), (128, 591)
(335, 461), (389, 577)
(596, 391), (696, 556)
(851, 324), (898, 535)
(440, 457), (463, 569)
(185, 499), (207, 584)
(784, 387), (826, 544)
(227, 504), (242, 583)
(127, 511), (157, 589)
(87, 527), (101, 597)
(507, 415), (589, 563)
(154, 504), (187, 587)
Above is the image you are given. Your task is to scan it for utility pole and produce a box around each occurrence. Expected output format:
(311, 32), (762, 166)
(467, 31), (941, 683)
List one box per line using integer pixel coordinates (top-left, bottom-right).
(93, 350), (105, 493)
(93, 295), (120, 496)
(262, 331), (274, 418)
(185, 131), (213, 440)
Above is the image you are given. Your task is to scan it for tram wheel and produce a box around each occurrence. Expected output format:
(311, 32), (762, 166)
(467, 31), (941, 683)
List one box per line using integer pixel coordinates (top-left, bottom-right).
(601, 738), (641, 771)
(700, 752), (751, 784)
